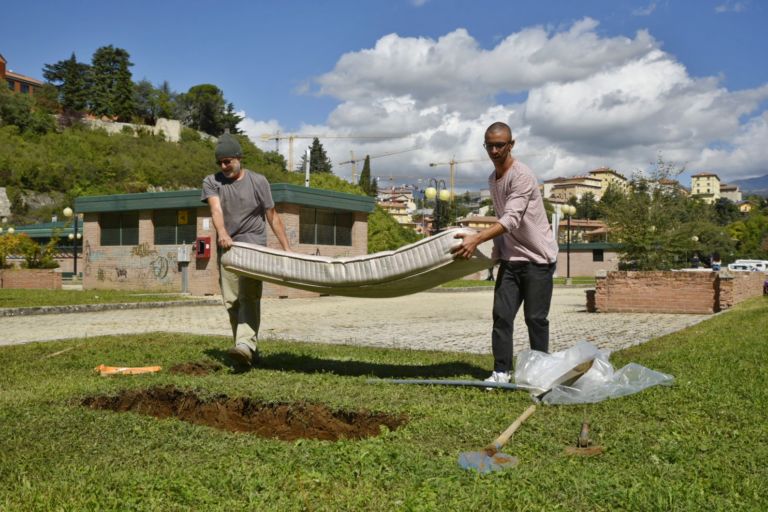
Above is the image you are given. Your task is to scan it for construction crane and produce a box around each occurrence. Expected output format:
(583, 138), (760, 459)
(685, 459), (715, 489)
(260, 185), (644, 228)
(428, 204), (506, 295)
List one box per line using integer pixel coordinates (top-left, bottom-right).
(338, 145), (423, 182)
(260, 132), (406, 174)
(428, 157), (486, 203)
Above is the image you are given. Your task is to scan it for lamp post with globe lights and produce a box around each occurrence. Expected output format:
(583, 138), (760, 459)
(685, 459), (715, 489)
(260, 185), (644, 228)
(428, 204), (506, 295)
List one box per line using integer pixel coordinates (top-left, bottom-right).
(63, 207), (82, 277)
(0, 217), (16, 269)
(561, 204), (577, 283)
(424, 179), (450, 235)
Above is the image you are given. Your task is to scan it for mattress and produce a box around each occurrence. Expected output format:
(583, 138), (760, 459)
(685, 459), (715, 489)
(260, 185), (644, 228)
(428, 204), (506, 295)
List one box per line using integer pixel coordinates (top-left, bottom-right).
(221, 228), (495, 298)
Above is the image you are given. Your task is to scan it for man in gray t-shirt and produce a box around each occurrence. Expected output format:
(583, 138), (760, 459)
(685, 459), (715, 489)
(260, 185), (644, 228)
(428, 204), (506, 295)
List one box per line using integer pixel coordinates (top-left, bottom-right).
(201, 133), (292, 367)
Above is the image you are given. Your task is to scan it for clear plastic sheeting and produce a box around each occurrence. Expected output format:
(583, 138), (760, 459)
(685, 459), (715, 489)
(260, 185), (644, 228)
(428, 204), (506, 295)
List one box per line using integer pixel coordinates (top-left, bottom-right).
(514, 341), (674, 405)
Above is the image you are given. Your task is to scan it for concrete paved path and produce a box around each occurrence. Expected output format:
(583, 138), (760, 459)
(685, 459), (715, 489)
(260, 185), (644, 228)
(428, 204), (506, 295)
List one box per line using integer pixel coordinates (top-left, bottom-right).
(1, 288), (710, 355)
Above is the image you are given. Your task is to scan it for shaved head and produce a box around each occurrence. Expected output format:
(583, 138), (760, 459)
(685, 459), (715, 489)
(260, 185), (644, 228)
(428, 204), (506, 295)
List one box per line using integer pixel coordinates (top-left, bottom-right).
(485, 122), (513, 140)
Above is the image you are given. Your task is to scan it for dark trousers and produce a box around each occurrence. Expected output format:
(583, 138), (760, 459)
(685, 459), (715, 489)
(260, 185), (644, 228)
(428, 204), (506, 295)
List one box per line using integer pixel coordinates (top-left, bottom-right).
(492, 261), (555, 373)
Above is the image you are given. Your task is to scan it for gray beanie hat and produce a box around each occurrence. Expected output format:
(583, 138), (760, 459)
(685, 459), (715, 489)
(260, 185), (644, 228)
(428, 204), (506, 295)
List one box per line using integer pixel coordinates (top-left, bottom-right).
(215, 133), (243, 160)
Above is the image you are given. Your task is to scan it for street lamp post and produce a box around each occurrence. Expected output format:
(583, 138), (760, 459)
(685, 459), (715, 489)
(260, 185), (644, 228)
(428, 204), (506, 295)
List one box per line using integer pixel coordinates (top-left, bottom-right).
(0, 216), (11, 234)
(561, 204), (576, 283)
(424, 178), (449, 235)
(690, 235), (699, 268)
(63, 207), (82, 278)
(0, 217), (13, 268)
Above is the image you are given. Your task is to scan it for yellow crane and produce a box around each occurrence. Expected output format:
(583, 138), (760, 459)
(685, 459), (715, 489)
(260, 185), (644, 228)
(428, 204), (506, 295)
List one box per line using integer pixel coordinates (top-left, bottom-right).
(428, 157), (486, 203)
(338, 145), (423, 182)
(260, 132), (406, 174)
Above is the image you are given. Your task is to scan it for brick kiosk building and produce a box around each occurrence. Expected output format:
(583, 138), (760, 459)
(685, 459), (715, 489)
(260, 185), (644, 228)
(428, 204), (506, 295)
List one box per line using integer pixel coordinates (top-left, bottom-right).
(75, 184), (375, 297)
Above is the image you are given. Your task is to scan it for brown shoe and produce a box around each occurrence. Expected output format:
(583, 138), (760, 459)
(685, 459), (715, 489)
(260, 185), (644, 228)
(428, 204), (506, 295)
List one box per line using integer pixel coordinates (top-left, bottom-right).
(227, 343), (258, 367)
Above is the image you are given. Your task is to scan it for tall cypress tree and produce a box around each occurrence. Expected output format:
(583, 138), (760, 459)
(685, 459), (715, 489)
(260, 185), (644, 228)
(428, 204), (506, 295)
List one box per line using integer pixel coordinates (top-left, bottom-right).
(358, 155), (376, 196)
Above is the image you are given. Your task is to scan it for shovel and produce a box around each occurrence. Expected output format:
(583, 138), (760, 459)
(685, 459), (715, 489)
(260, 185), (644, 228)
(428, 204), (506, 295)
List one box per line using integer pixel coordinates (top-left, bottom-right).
(458, 404), (536, 473)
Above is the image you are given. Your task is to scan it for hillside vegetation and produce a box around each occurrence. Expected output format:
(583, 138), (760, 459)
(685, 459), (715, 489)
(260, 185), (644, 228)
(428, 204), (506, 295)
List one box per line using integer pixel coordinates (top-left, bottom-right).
(0, 123), (419, 251)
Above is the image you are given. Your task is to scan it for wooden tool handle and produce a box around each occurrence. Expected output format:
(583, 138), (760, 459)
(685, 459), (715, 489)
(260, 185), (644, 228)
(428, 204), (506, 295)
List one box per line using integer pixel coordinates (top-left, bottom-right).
(490, 405), (536, 451)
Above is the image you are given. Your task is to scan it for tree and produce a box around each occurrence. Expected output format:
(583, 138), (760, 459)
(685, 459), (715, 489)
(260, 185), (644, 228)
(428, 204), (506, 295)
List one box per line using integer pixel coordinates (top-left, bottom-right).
(43, 52), (90, 113)
(713, 198), (741, 226)
(727, 211), (768, 259)
(0, 87), (55, 134)
(358, 155), (376, 196)
(222, 102), (243, 134)
(131, 79), (182, 125)
(0, 233), (23, 268)
(601, 157), (736, 270)
(598, 183), (624, 217)
(155, 81), (178, 120)
(178, 84), (239, 136)
(16, 233), (60, 269)
(367, 206), (421, 252)
(133, 79), (158, 125)
(33, 84), (61, 115)
(296, 138), (333, 174)
(576, 192), (600, 220)
(89, 45), (135, 121)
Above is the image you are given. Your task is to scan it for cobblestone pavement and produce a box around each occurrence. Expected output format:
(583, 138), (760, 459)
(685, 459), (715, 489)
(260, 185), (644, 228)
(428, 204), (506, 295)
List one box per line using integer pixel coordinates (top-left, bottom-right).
(0, 287), (710, 355)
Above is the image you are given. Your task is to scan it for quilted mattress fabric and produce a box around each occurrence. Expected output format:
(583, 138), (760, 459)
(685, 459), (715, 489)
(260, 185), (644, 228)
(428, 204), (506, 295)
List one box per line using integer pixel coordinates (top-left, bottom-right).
(221, 228), (495, 298)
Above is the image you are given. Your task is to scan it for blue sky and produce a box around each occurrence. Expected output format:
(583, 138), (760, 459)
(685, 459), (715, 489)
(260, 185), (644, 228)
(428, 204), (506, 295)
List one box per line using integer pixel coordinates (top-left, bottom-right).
(4, 0), (767, 190)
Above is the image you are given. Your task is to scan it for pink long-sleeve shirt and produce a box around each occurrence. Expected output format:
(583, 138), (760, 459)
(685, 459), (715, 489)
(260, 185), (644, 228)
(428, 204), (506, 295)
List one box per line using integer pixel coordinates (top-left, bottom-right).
(489, 160), (558, 264)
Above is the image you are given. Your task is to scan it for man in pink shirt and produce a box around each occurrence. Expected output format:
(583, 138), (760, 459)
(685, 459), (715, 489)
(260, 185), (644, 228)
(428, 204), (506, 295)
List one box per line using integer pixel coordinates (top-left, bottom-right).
(453, 122), (558, 385)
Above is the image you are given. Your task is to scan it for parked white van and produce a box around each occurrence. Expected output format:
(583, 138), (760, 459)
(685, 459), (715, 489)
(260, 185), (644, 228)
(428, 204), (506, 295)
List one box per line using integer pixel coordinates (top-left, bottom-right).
(731, 259), (768, 272)
(728, 262), (757, 272)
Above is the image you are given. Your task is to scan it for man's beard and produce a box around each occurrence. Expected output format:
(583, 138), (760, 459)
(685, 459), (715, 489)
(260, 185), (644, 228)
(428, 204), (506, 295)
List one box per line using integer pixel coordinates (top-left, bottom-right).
(223, 161), (241, 178)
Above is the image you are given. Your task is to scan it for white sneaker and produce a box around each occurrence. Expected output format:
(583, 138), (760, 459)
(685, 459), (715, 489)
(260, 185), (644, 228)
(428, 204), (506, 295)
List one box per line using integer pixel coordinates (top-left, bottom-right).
(484, 371), (511, 390)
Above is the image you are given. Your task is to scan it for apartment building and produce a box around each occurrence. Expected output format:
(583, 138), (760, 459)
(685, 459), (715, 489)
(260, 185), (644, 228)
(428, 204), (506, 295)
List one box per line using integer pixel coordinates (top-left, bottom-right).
(690, 172), (721, 204)
(1, 53), (43, 95)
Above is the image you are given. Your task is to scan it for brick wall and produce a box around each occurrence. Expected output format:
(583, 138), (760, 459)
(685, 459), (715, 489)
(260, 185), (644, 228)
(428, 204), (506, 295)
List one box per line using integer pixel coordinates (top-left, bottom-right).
(718, 272), (766, 310)
(82, 210), (188, 293)
(262, 206), (369, 299)
(81, 204), (370, 298)
(592, 271), (765, 314)
(555, 249), (620, 277)
(1, 269), (62, 289)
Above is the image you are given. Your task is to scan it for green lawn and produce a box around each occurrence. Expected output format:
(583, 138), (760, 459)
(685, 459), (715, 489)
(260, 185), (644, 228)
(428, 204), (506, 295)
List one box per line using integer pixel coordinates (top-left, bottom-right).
(1, 297), (766, 511)
(0, 289), (199, 308)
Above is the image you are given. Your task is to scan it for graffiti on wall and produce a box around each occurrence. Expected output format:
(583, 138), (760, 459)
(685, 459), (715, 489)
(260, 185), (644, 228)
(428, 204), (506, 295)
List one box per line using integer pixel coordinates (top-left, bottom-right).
(84, 240), (107, 277)
(88, 244), (180, 288)
(131, 243), (157, 258)
(150, 255), (171, 279)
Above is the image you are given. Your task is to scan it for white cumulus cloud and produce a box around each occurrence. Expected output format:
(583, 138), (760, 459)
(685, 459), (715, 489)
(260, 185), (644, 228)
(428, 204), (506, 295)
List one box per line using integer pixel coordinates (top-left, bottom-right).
(240, 18), (768, 188)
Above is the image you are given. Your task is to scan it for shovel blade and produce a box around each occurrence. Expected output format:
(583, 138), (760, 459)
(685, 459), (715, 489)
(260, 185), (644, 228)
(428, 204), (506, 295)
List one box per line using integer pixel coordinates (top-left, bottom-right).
(458, 450), (519, 473)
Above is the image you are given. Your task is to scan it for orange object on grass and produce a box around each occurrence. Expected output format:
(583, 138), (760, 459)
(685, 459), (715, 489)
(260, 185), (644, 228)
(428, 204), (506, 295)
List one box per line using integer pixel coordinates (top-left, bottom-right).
(94, 364), (162, 376)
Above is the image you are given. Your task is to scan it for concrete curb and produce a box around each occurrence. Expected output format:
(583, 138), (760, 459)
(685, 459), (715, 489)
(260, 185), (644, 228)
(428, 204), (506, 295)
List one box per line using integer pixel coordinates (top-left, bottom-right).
(429, 284), (594, 293)
(0, 298), (222, 317)
(428, 287), (494, 293)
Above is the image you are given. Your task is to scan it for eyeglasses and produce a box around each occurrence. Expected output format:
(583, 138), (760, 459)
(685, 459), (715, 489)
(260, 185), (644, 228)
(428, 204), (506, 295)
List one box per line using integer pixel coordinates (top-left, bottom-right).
(483, 142), (510, 150)
(217, 158), (236, 166)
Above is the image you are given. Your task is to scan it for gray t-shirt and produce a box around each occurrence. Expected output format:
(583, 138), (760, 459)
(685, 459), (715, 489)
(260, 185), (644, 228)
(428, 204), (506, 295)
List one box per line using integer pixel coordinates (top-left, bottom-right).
(201, 169), (274, 246)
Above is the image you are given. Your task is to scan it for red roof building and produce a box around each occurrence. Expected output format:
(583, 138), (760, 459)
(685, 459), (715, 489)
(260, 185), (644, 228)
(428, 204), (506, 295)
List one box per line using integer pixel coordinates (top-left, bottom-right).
(1, 53), (43, 96)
